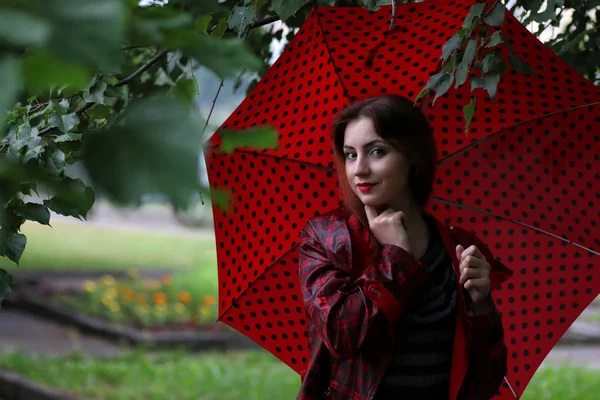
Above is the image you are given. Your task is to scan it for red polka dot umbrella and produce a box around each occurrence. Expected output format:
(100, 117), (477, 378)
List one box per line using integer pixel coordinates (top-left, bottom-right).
(204, 0), (600, 398)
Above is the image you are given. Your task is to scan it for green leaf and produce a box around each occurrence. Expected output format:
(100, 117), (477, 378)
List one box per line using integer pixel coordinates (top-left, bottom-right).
(228, 6), (255, 35)
(0, 269), (14, 305)
(41, 0), (125, 72)
(195, 15), (213, 34)
(529, 0), (559, 23)
(463, 97), (476, 135)
(0, 229), (26, 265)
(0, 56), (21, 118)
(455, 39), (478, 88)
(83, 80), (108, 104)
(255, 0), (270, 10)
(484, 3), (506, 26)
(22, 145), (44, 164)
(481, 50), (507, 74)
(210, 17), (228, 37)
(0, 8), (51, 47)
(14, 203), (50, 226)
(442, 30), (465, 62)
(218, 126), (279, 154)
(44, 178), (94, 219)
(199, 185), (230, 210)
(508, 54), (536, 76)
(485, 31), (504, 48)
(471, 72), (501, 100)
(82, 98), (204, 209)
(49, 112), (80, 133)
(167, 31), (262, 79)
(44, 147), (66, 176)
(54, 133), (83, 143)
(415, 72), (454, 105)
(271, 0), (306, 21)
(463, 2), (486, 28)
(86, 104), (112, 120)
(168, 78), (197, 105)
(22, 52), (91, 94)
(130, 6), (193, 46)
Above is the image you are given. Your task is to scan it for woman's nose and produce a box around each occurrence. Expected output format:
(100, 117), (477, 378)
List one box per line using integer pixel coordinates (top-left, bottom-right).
(353, 156), (369, 175)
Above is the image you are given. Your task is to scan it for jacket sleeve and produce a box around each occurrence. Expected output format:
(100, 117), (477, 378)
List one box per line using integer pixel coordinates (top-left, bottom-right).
(463, 232), (510, 399)
(298, 220), (431, 360)
(464, 295), (508, 399)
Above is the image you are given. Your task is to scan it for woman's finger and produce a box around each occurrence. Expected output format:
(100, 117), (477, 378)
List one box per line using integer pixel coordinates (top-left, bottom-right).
(459, 265), (489, 285)
(459, 255), (488, 273)
(463, 277), (490, 292)
(459, 245), (486, 263)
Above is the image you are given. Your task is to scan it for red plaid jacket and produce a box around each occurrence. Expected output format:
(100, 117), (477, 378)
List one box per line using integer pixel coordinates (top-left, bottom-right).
(297, 206), (514, 400)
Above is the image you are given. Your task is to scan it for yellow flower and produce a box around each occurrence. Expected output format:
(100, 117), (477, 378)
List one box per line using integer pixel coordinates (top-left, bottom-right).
(178, 291), (192, 304)
(200, 304), (213, 317)
(154, 303), (167, 313)
(152, 292), (167, 305)
(105, 288), (118, 300)
(83, 281), (97, 293)
(127, 269), (139, 279)
(100, 275), (116, 287)
(160, 274), (172, 285)
(108, 303), (121, 313)
(137, 304), (149, 314)
(175, 303), (186, 314)
(203, 295), (216, 306)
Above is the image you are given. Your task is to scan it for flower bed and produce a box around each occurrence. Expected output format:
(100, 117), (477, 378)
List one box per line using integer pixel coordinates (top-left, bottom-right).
(50, 269), (224, 332)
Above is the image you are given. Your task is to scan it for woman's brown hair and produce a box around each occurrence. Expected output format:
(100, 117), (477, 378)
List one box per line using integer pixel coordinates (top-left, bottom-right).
(331, 95), (437, 227)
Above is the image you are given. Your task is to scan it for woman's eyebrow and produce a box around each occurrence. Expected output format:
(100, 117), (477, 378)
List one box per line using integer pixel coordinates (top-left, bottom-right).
(343, 140), (387, 150)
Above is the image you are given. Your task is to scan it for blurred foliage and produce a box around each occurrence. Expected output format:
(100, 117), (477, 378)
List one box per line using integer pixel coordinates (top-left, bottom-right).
(0, 0), (598, 303)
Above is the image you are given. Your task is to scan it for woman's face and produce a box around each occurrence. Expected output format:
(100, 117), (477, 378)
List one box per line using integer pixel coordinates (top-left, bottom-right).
(343, 117), (411, 209)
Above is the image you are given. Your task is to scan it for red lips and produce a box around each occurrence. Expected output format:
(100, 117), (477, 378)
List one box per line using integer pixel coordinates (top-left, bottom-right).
(357, 183), (376, 192)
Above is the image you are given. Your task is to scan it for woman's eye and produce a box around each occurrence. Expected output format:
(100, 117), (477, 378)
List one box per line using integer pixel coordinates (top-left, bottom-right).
(345, 152), (356, 160)
(371, 148), (385, 156)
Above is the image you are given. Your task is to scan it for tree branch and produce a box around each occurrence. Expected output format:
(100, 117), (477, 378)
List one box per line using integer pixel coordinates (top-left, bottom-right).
(116, 49), (169, 87)
(390, 0), (398, 29)
(39, 50), (168, 137)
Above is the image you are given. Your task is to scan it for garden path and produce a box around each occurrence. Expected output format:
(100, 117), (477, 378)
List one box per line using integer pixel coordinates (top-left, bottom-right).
(1, 306), (600, 370)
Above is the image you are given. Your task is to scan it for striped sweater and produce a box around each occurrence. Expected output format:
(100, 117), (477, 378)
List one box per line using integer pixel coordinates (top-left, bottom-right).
(374, 213), (458, 399)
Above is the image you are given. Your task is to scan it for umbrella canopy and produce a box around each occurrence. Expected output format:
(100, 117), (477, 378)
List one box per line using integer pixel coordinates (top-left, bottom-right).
(205, 0), (600, 397)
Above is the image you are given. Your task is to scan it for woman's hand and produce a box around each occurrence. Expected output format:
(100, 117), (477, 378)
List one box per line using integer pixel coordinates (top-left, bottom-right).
(365, 205), (412, 254)
(456, 244), (491, 311)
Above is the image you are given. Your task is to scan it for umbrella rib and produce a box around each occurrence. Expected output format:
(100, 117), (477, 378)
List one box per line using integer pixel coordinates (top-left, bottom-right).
(503, 376), (520, 399)
(431, 196), (600, 257)
(216, 242), (301, 323)
(435, 101), (600, 167)
(210, 148), (337, 173)
(314, 7), (351, 100)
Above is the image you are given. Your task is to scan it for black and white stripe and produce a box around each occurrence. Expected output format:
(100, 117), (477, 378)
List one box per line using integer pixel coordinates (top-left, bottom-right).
(375, 214), (457, 399)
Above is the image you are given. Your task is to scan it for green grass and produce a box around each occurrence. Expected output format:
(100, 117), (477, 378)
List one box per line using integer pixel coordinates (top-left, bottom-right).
(522, 363), (600, 399)
(0, 350), (599, 400)
(0, 220), (217, 271)
(0, 349), (301, 400)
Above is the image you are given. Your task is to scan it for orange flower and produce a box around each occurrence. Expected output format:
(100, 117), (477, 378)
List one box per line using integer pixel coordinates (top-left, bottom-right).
(178, 291), (192, 304)
(203, 295), (216, 305)
(124, 289), (136, 302)
(160, 274), (172, 285)
(152, 292), (167, 305)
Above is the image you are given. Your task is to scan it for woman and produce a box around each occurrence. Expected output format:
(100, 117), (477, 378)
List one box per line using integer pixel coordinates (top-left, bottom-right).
(296, 95), (513, 400)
